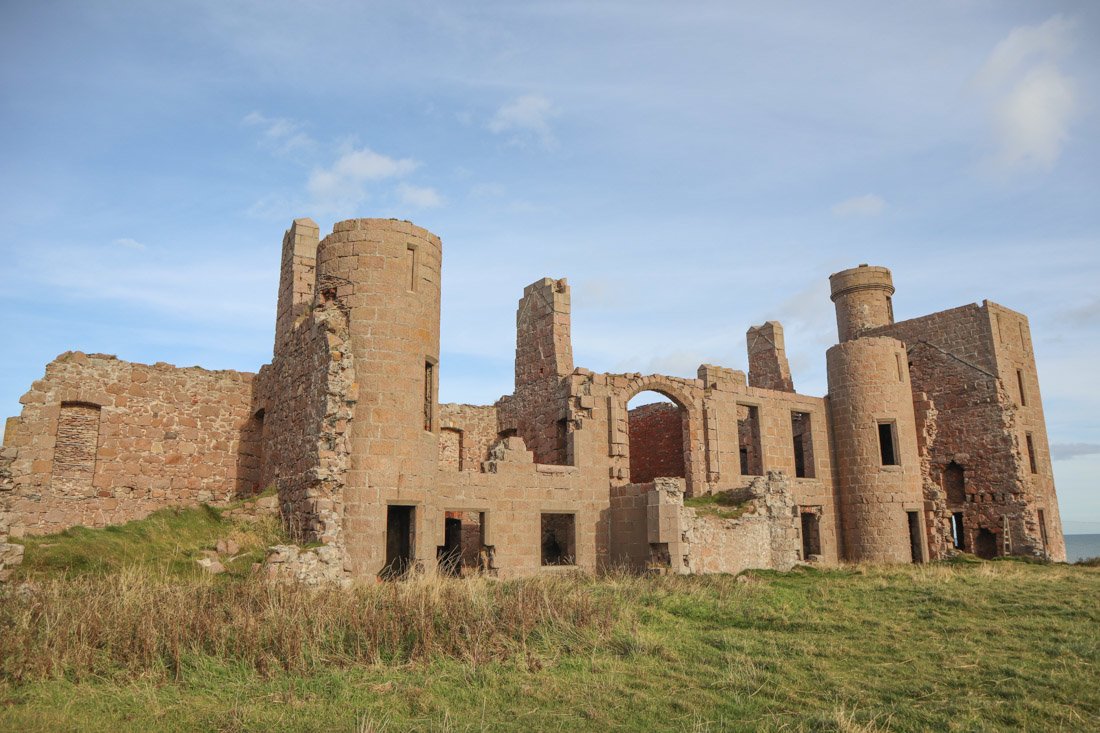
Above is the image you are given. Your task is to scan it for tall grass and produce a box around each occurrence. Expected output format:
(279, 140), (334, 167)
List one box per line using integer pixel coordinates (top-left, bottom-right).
(0, 570), (618, 682)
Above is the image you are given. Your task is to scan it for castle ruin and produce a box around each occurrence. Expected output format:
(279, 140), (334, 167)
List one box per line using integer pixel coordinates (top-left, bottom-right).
(0, 218), (1066, 580)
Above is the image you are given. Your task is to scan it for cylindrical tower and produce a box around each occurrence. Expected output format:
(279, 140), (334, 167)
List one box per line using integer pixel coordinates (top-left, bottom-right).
(826, 336), (924, 563)
(316, 219), (442, 573)
(830, 264), (895, 342)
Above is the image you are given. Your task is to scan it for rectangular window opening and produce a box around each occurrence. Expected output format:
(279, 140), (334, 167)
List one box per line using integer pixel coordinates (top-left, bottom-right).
(878, 421), (899, 466)
(737, 404), (763, 476)
(886, 295), (894, 324)
(406, 244), (418, 292)
(383, 505), (416, 579)
(1016, 369), (1027, 406)
(1025, 433), (1037, 474)
(907, 511), (924, 564)
(540, 513), (576, 566)
(440, 427), (463, 471)
(424, 361), (434, 431)
(555, 418), (569, 465)
(791, 411), (815, 479)
(1037, 509), (1049, 549)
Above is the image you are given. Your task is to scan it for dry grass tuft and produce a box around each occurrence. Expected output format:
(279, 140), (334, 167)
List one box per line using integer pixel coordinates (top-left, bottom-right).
(0, 569), (618, 682)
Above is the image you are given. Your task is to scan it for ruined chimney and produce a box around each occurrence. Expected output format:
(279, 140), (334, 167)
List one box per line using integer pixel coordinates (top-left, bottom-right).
(746, 321), (794, 392)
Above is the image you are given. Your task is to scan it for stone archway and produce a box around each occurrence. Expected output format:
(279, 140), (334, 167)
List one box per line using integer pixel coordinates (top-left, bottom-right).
(614, 375), (703, 495)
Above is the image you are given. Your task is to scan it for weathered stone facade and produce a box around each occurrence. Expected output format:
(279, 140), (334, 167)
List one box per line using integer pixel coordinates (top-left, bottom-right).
(0, 222), (1067, 580)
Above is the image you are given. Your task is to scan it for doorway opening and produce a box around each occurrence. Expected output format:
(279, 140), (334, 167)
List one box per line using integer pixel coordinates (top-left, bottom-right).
(974, 528), (998, 559)
(800, 508), (822, 559)
(437, 511), (488, 576)
(907, 511), (924, 563)
(383, 505), (416, 579)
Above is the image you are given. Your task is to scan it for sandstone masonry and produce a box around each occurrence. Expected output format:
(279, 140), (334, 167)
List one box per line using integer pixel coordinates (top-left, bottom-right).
(0, 221), (1067, 580)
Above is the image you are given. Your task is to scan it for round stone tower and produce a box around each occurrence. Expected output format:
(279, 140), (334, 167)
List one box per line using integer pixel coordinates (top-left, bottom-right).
(829, 264), (895, 342)
(826, 336), (925, 563)
(316, 218), (442, 572)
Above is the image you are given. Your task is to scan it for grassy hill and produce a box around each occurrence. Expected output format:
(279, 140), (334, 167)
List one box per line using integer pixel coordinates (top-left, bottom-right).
(1, 508), (1098, 732)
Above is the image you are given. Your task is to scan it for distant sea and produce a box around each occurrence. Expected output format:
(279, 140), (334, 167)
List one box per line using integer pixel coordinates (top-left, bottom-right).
(1065, 534), (1100, 563)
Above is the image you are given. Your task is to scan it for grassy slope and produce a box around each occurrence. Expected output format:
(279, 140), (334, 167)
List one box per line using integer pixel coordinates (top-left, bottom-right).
(2, 514), (1098, 732)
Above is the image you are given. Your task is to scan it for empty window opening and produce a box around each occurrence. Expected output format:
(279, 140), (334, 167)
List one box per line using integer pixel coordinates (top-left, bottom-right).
(53, 402), (102, 497)
(878, 421), (899, 466)
(942, 462), (965, 506)
(439, 427), (463, 471)
(1016, 369), (1027, 406)
(800, 509), (822, 559)
(406, 244), (418, 292)
(1038, 509), (1049, 549)
(423, 361), (434, 431)
(383, 505), (416, 579)
(907, 511), (924, 564)
(951, 512), (966, 550)
(895, 353), (904, 382)
(555, 418), (570, 465)
(974, 528), (998, 559)
(791, 412), (815, 479)
(627, 392), (687, 484)
(238, 408), (266, 497)
(541, 513), (576, 566)
(886, 295), (894, 323)
(437, 511), (488, 577)
(738, 404), (763, 476)
(1025, 433), (1037, 474)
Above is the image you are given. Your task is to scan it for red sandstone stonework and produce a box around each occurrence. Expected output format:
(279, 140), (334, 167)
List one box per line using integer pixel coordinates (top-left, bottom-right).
(0, 226), (1067, 580)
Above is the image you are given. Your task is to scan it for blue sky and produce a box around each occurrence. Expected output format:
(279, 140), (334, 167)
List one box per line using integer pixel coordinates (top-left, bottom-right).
(2, 1), (1098, 531)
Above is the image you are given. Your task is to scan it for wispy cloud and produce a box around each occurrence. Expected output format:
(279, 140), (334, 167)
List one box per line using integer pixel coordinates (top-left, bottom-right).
(113, 238), (146, 251)
(488, 94), (558, 148)
(307, 146), (420, 213)
(975, 15), (1077, 173)
(1051, 443), (1100, 461)
(831, 194), (885, 218)
(397, 182), (444, 208)
(242, 111), (316, 156)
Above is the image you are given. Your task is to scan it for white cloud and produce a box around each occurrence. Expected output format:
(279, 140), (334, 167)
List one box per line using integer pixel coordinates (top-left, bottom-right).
(307, 147), (419, 213)
(1052, 443), (1100, 461)
(242, 111), (315, 155)
(975, 16), (1077, 172)
(396, 182), (444, 208)
(831, 194), (885, 218)
(113, 237), (146, 250)
(488, 94), (557, 148)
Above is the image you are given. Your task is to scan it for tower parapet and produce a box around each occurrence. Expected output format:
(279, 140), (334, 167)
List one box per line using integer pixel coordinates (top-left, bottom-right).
(830, 264), (895, 342)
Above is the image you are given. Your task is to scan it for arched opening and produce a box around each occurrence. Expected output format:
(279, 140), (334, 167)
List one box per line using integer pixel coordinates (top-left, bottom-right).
(627, 390), (687, 484)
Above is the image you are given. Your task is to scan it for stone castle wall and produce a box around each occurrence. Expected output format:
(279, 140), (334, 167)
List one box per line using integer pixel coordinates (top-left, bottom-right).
(1, 352), (254, 536)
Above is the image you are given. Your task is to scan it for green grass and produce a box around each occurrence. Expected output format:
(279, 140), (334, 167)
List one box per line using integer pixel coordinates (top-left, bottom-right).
(683, 488), (755, 519)
(2, 513), (1098, 732)
(11, 502), (285, 578)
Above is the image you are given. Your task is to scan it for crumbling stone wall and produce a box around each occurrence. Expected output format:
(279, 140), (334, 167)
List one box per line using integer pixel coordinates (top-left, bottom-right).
(867, 301), (1064, 560)
(611, 475), (800, 575)
(627, 401), (685, 483)
(439, 403), (499, 471)
(1, 352), (255, 536)
(255, 289), (353, 546)
(498, 278), (574, 465)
